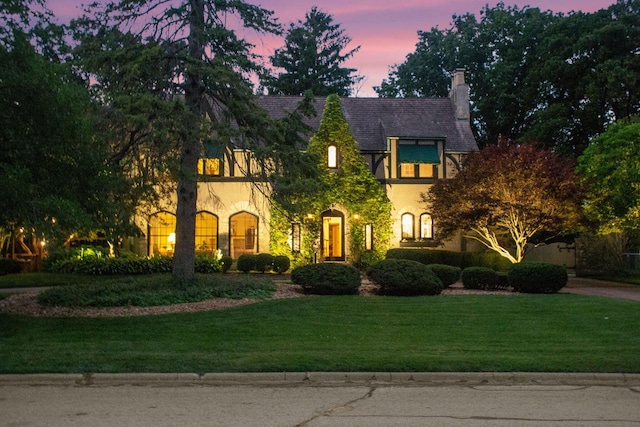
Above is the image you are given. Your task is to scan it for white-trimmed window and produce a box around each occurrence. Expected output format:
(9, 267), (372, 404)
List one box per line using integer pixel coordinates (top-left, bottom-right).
(327, 145), (338, 168)
(401, 213), (415, 240)
(420, 213), (433, 240)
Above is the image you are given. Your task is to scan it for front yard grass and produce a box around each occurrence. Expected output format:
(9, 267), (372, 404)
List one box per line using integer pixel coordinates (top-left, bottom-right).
(1, 293), (638, 374)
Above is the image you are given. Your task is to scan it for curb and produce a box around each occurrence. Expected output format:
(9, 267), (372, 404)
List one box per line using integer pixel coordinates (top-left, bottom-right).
(1, 372), (639, 387)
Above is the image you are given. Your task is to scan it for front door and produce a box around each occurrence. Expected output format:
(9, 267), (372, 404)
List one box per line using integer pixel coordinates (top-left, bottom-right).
(322, 210), (344, 261)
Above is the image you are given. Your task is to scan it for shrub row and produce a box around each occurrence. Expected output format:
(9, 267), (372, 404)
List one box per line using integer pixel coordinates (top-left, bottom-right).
(48, 254), (225, 275)
(461, 262), (567, 293)
(386, 248), (512, 272)
(236, 254), (291, 274)
(291, 263), (361, 295)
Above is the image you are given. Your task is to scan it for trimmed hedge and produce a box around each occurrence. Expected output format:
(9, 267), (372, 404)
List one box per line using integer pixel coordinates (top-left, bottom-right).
(237, 254), (257, 273)
(48, 255), (224, 275)
(367, 259), (442, 296)
(220, 256), (233, 273)
(291, 263), (361, 295)
(386, 248), (511, 272)
(255, 253), (275, 273)
(272, 255), (291, 274)
(427, 264), (461, 288)
(508, 262), (568, 293)
(461, 267), (499, 290)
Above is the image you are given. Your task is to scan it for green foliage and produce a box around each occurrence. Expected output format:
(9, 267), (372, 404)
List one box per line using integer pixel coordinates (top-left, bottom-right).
(386, 248), (511, 271)
(36, 274), (276, 308)
(577, 117), (640, 233)
(272, 255), (291, 274)
(264, 7), (362, 96)
(46, 255), (223, 275)
(367, 259), (442, 296)
(461, 267), (499, 290)
(255, 253), (275, 273)
(271, 95), (393, 264)
(425, 143), (584, 263)
(375, 2), (640, 156)
(236, 254), (257, 273)
(427, 264), (461, 288)
(508, 262), (568, 294)
(0, 258), (20, 275)
(291, 263), (361, 295)
(220, 256), (234, 273)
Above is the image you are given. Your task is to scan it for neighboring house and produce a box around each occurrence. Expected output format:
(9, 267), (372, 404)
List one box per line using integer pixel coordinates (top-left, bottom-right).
(136, 69), (478, 261)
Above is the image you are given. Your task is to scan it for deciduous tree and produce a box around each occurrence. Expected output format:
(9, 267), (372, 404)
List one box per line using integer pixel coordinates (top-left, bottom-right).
(577, 117), (640, 233)
(423, 143), (584, 263)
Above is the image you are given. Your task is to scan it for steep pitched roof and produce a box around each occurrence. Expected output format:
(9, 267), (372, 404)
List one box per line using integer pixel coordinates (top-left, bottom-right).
(256, 96), (478, 153)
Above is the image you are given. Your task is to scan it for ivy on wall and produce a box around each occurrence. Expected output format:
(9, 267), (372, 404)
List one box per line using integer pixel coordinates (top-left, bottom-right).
(270, 94), (392, 268)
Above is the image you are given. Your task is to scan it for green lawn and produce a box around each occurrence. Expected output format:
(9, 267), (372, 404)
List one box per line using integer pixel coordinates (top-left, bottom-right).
(1, 294), (638, 374)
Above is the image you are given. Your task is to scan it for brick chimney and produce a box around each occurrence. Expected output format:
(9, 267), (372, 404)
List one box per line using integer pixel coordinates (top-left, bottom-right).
(449, 68), (470, 122)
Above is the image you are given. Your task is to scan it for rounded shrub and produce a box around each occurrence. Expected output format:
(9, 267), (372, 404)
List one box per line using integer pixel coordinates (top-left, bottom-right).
(236, 254), (257, 273)
(220, 256), (234, 273)
(255, 253), (275, 273)
(461, 267), (499, 290)
(508, 262), (568, 293)
(427, 264), (461, 288)
(291, 263), (361, 295)
(367, 259), (442, 296)
(272, 255), (291, 274)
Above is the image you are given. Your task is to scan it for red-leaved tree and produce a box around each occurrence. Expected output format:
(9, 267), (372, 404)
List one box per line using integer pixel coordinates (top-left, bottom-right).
(422, 143), (584, 263)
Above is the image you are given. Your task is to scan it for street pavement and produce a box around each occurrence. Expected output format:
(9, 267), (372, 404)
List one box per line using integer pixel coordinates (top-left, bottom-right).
(1, 373), (640, 426)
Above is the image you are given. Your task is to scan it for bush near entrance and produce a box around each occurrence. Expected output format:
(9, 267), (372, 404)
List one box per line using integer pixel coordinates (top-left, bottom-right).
(367, 259), (442, 296)
(291, 263), (361, 295)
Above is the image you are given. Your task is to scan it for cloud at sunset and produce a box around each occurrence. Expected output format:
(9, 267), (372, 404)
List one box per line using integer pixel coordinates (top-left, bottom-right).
(49, 0), (616, 96)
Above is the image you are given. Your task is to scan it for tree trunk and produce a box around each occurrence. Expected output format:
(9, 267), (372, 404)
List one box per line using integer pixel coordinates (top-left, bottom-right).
(172, 0), (205, 286)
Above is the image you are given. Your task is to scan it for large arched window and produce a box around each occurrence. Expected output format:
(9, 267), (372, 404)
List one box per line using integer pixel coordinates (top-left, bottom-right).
(195, 211), (218, 254)
(148, 211), (176, 256)
(230, 212), (258, 259)
(401, 213), (415, 240)
(420, 213), (433, 240)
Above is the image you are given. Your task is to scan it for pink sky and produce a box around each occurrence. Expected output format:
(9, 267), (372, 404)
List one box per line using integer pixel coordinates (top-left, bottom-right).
(49, 0), (616, 96)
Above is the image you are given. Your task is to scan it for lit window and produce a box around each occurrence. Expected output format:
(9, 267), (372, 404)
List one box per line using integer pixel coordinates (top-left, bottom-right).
(197, 158), (220, 176)
(292, 223), (301, 253)
(365, 224), (373, 251)
(149, 211), (176, 256)
(420, 213), (433, 239)
(401, 213), (414, 240)
(195, 211), (218, 253)
(327, 145), (338, 168)
(230, 212), (258, 259)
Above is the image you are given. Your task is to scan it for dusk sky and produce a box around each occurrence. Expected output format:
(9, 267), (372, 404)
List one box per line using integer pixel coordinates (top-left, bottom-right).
(49, 0), (617, 96)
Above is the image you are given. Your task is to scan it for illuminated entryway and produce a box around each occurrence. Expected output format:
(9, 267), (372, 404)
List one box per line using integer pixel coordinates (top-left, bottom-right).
(321, 210), (345, 261)
(230, 211), (258, 259)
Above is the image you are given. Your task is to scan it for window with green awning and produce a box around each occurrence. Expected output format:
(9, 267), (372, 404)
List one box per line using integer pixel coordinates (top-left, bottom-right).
(398, 144), (440, 164)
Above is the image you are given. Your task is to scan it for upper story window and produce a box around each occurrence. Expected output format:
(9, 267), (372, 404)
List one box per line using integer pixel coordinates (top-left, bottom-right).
(199, 141), (222, 176)
(398, 140), (440, 178)
(327, 145), (338, 168)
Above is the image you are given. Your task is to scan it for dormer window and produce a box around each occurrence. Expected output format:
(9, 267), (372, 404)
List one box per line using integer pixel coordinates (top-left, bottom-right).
(398, 140), (440, 178)
(199, 141), (222, 176)
(327, 145), (338, 168)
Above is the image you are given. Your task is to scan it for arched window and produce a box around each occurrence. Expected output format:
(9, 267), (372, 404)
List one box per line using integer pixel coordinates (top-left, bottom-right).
(420, 213), (433, 240)
(148, 211), (176, 256)
(230, 212), (258, 259)
(327, 145), (338, 168)
(401, 213), (415, 240)
(195, 211), (218, 254)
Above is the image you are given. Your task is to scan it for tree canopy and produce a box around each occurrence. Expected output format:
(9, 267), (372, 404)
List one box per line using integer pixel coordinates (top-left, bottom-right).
(577, 117), (640, 233)
(376, 1), (640, 157)
(423, 143), (584, 263)
(263, 7), (362, 96)
(72, 0), (315, 284)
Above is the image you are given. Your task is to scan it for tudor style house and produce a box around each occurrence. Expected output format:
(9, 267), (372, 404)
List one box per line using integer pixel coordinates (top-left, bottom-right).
(137, 69), (478, 262)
